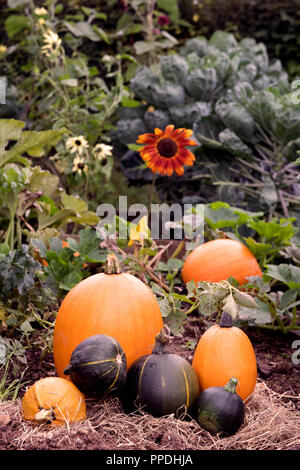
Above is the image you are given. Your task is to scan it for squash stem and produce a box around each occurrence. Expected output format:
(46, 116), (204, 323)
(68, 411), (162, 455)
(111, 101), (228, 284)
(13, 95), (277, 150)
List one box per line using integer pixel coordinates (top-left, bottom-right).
(219, 311), (233, 328)
(105, 254), (121, 274)
(224, 377), (238, 394)
(152, 326), (171, 355)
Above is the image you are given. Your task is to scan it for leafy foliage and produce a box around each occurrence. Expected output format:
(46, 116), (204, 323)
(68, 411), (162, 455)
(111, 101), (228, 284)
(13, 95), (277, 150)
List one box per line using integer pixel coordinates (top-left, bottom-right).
(0, 243), (56, 332)
(181, 0), (300, 79)
(0, 119), (100, 249)
(114, 32), (299, 218)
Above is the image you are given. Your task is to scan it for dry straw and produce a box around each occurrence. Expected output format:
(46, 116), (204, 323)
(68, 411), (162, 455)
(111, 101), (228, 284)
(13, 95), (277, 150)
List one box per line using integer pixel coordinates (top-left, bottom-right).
(1, 380), (299, 450)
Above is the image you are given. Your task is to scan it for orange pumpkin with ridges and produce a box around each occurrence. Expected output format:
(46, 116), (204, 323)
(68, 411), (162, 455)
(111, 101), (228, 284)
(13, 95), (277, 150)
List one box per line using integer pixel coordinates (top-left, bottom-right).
(182, 239), (262, 285)
(192, 312), (257, 401)
(53, 254), (163, 377)
(22, 377), (86, 426)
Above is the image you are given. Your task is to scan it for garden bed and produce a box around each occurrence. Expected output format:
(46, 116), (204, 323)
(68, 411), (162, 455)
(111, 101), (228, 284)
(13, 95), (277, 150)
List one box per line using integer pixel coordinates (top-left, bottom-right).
(0, 321), (299, 451)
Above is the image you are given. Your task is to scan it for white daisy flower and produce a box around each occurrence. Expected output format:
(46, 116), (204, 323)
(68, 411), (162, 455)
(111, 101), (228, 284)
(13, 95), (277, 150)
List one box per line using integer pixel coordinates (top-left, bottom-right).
(41, 29), (62, 57)
(72, 155), (88, 175)
(34, 7), (48, 16)
(93, 143), (113, 161)
(66, 136), (89, 155)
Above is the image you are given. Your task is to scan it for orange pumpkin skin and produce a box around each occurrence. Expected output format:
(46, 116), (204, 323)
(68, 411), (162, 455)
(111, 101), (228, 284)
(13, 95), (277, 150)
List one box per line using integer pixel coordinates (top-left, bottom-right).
(192, 319), (257, 402)
(53, 256), (163, 377)
(22, 377), (86, 426)
(182, 239), (262, 285)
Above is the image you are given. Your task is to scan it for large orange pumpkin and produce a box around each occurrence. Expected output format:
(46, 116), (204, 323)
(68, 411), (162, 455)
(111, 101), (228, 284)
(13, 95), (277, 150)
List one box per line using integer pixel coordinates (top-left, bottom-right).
(192, 312), (257, 401)
(22, 377), (86, 426)
(53, 254), (163, 377)
(182, 239), (262, 285)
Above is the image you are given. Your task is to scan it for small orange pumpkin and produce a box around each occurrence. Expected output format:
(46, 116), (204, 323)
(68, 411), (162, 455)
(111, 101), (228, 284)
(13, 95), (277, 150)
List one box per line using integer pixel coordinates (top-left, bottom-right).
(22, 377), (86, 426)
(192, 312), (257, 401)
(182, 239), (262, 285)
(53, 254), (163, 377)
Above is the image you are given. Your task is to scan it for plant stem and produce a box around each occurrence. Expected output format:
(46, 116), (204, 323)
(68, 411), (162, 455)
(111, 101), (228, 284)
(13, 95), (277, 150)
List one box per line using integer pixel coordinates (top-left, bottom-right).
(170, 239), (185, 259)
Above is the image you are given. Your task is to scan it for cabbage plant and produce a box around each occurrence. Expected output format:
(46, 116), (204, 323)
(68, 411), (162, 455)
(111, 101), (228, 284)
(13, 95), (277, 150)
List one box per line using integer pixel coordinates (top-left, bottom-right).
(114, 31), (300, 218)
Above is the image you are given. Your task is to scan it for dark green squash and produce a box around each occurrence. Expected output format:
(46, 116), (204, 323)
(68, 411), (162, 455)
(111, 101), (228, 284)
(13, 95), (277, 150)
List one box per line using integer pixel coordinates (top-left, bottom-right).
(123, 327), (199, 418)
(64, 334), (127, 398)
(194, 377), (245, 436)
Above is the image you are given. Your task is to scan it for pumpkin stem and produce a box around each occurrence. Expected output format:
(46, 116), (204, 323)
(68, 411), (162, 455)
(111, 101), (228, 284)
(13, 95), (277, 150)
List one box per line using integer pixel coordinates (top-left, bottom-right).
(34, 407), (55, 423)
(152, 326), (171, 355)
(105, 254), (121, 274)
(224, 377), (238, 394)
(63, 364), (71, 375)
(219, 311), (233, 328)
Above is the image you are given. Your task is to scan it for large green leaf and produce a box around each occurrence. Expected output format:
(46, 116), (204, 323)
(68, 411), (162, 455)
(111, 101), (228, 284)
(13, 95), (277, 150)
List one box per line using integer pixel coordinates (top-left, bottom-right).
(65, 22), (100, 42)
(271, 99), (300, 145)
(0, 119), (24, 155)
(160, 54), (188, 85)
(247, 91), (278, 133)
(0, 120), (67, 168)
(157, 0), (180, 22)
(205, 201), (262, 230)
(216, 101), (254, 142)
(238, 298), (272, 325)
(248, 218), (297, 245)
(61, 193), (88, 215)
(265, 264), (300, 289)
(244, 237), (275, 259)
(66, 228), (106, 263)
(5, 15), (31, 39)
(185, 68), (217, 100)
(209, 30), (238, 52)
(218, 128), (253, 157)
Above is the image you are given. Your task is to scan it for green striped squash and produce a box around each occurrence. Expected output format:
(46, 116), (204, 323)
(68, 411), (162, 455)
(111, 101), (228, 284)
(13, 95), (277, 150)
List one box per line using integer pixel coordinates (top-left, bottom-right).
(123, 328), (199, 417)
(64, 334), (127, 398)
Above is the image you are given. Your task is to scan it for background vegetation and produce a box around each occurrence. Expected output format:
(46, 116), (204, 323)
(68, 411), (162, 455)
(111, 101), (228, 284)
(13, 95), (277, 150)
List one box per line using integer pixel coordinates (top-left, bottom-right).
(0, 0), (299, 398)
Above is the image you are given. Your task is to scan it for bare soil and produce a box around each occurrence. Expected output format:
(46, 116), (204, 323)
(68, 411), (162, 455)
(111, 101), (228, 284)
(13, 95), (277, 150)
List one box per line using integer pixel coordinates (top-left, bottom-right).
(0, 318), (299, 451)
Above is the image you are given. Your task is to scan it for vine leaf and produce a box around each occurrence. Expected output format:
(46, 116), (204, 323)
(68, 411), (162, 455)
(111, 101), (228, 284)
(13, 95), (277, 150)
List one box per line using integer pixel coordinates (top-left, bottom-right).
(222, 293), (238, 319)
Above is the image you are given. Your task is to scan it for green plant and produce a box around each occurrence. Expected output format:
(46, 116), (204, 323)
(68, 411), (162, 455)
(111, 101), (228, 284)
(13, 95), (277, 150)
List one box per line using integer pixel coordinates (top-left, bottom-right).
(1, 2), (136, 204)
(112, 0), (181, 64)
(0, 243), (58, 332)
(200, 201), (298, 266)
(0, 119), (101, 249)
(114, 31), (299, 217)
(180, 0), (300, 80)
(0, 353), (28, 401)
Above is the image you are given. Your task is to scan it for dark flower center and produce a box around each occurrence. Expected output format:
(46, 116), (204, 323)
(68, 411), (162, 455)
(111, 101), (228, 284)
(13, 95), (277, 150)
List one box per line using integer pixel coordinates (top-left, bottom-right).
(75, 140), (82, 146)
(157, 138), (177, 158)
(77, 163), (85, 169)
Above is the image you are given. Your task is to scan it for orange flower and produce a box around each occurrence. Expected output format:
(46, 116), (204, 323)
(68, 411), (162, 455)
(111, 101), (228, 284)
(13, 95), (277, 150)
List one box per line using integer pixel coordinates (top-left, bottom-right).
(137, 125), (197, 177)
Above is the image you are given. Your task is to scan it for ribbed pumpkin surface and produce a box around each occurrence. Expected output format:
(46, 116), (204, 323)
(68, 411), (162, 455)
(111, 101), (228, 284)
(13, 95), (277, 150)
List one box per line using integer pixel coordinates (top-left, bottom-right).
(192, 324), (257, 401)
(22, 377), (86, 426)
(124, 353), (199, 417)
(182, 239), (262, 285)
(64, 334), (127, 397)
(53, 271), (163, 377)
